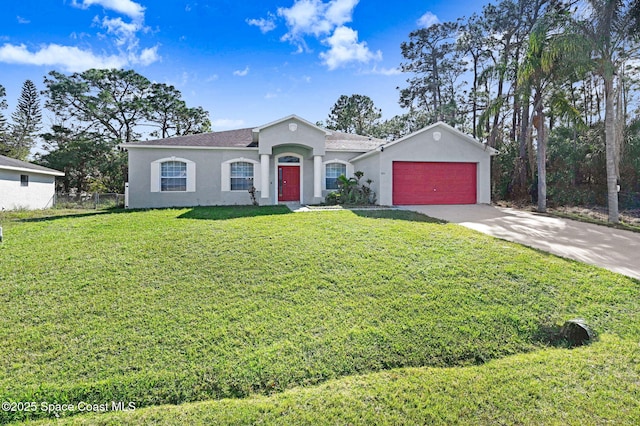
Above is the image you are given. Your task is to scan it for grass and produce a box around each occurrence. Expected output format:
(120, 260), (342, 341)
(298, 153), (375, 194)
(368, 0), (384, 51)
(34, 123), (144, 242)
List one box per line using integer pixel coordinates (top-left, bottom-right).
(0, 206), (638, 424)
(35, 336), (640, 425)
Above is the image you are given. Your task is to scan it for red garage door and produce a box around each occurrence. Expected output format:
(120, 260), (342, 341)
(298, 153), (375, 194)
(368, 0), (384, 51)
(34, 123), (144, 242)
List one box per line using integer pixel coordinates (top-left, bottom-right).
(393, 162), (477, 205)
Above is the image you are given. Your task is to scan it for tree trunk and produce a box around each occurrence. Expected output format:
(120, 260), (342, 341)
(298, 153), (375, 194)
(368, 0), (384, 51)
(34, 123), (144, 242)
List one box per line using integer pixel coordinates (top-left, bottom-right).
(472, 55), (478, 138)
(535, 92), (546, 213)
(512, 101), (530, 201)
(604, 74), (619, 223)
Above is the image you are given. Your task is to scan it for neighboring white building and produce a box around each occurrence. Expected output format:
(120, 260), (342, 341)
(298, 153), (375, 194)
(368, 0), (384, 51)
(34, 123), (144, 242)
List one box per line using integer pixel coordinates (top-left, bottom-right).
(121, 115), (498, 209)
(0, 154), (65, 210)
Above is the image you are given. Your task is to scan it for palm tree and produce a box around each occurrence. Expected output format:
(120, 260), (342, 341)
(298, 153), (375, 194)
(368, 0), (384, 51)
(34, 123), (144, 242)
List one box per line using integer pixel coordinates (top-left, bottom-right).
(518, 8), (584, 212)
(577, 0), (640, 223)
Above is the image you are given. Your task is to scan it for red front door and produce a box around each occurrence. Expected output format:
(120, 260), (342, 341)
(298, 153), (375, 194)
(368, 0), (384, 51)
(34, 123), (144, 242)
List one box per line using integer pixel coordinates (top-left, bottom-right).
(278, 166), (300, 202)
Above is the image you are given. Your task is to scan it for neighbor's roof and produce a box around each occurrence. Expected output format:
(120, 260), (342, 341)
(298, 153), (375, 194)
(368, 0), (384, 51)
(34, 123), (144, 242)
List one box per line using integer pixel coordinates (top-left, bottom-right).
(0, 154), (65, 176)
(122, 128), (385, 152)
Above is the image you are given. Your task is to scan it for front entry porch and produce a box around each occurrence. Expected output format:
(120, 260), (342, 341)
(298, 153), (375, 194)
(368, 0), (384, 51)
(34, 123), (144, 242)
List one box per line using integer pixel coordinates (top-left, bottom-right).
(259, 150), (324, 205)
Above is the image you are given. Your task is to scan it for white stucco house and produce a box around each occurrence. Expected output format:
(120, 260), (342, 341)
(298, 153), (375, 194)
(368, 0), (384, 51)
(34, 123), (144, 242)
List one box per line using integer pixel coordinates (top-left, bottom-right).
(0, 154), (65, 210)
(121, 115), (497, 209)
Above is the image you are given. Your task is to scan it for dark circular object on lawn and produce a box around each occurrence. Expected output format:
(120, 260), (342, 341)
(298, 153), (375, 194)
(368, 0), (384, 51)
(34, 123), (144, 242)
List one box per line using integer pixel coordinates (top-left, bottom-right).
(561, 319), (595, 347)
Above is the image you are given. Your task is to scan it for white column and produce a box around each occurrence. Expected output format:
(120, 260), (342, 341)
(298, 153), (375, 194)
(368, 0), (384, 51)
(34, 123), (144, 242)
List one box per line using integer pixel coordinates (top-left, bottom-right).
(313, 155), (322, 198)
(261, 154), (270, 198)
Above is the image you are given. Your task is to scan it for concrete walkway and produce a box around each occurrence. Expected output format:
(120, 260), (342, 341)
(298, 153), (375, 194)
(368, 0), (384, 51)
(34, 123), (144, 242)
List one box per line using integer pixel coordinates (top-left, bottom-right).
(401, 205), (640, 280)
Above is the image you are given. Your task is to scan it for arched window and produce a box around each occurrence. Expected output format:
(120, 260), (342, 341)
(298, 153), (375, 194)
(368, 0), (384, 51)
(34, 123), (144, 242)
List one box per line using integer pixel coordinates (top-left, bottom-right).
(230, 161), (254, 190)
(150, 157), (195, 193)
(160, 161), (187, 191)
(221, 158), (260, 192)
(325, 163), (346, 190)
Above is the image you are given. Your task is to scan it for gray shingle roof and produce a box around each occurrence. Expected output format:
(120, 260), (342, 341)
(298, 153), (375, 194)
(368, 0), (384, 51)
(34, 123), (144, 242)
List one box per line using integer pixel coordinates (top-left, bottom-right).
(124, 128), (385, 151)
(127, 128), (256, 148)
(326, 131), (385, 151)
(0, 154), (65, 175)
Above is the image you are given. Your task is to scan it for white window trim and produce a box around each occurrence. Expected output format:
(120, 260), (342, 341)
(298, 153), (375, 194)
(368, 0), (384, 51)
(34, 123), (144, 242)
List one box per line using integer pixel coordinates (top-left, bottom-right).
(322, 159), (353, 191)
(221, 158), (261, 192)
(274, 152), (304, 204)
(151, 157), (196, 193)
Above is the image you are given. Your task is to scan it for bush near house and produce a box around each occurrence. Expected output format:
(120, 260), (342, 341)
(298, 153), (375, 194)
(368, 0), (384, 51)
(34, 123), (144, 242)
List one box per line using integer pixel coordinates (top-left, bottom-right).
(325, 171), (376, 205)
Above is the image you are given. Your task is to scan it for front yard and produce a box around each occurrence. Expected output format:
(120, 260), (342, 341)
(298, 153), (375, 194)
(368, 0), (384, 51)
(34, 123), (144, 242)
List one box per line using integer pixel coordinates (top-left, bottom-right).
(0, 207), (638, 424)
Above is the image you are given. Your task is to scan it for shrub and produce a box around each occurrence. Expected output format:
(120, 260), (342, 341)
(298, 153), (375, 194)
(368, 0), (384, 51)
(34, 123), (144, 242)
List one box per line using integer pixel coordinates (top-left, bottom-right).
(325, 171), (376, 205)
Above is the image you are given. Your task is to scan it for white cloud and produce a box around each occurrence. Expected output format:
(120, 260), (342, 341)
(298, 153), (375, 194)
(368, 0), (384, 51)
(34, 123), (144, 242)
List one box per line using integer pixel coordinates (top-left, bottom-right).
(0, 41), (160, 72)
(233, 66), (250, 77)
(68, 0), (157, 68)
(277, 0), (359, 46)
(367, 66), (401, 76)
(417, 11), (439, 28)
(100, 16), (143, 47)
(252, 0), (379, 70)
(319, 26), (381, 70)
(17, 16), (30, 24)
(0, 43), (127, 72)
(247, 15), (277, 34)
(134, 45), (160, 65)
(212, 118), (245, 129)
(71, 0), (145, 20)
(325, 0), (359, 27)
(206, 74), (219, 82)
(278, 0), (330, 39)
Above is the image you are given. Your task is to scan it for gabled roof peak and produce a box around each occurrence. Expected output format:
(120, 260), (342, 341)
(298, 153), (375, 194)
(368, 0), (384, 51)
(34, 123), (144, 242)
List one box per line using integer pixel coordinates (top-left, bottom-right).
(252, 114), (332, 135)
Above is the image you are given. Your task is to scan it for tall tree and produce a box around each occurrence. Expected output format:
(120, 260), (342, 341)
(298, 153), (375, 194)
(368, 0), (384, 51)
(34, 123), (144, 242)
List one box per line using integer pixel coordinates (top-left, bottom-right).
(146, 83), (211, 138)
(42, 68), (211, 193)
(44, 69), (152, 144)
(370, 110), (431, 141)
(519, 6), (585, 212)
(325, 94), (382, 135)
(8, 80), (43, 160)
(37, 125), (125, 194)
(399, 21), (465, 125)
(457, 13), (493, 138)
(576, 0), (640, 223)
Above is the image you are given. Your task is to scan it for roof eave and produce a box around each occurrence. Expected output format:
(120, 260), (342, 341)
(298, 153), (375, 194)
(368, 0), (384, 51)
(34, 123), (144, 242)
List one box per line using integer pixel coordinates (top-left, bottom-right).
(120, 144), (258, 150)
(0, 165), (65, 176)
(349, 147), (382, 162)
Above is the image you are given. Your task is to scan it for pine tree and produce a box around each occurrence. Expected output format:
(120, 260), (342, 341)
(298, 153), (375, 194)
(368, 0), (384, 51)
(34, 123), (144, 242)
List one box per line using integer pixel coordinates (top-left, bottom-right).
(326, 94), (382, 135)
(10, 79), (42, 160)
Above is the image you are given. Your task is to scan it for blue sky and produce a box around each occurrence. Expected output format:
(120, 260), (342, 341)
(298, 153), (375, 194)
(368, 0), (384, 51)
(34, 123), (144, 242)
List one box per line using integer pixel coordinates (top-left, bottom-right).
(0, 0), (486, 132)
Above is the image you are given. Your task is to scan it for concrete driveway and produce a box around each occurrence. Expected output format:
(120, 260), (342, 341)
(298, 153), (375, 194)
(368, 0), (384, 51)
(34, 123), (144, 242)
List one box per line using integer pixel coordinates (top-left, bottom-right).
(401, 205), (640, 280)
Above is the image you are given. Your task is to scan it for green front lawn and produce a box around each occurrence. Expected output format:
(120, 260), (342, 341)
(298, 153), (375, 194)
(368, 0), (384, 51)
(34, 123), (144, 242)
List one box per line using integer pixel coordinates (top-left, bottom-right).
(43, 336), (640, 425)
(0, 207), (638, 424)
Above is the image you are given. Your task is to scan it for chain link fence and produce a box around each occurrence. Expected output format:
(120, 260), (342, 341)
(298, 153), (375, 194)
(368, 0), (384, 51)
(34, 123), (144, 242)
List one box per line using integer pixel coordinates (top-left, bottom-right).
(54, 193), (125, 210)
